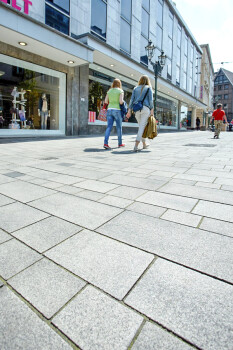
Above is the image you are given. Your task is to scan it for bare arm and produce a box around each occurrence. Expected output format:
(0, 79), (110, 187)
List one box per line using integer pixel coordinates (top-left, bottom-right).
(104, 95), (109, 104)
(119, 92), (124, 105)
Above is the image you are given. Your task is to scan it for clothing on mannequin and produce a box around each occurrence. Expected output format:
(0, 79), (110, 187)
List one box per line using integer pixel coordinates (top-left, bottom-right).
(38, 93), (50, 130)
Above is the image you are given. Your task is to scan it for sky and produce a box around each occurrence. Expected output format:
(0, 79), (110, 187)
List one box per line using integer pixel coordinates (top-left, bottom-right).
(173, 0), (233, 73)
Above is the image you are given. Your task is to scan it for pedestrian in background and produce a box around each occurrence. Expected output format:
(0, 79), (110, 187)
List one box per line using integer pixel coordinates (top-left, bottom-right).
(126, 75), (154, 152)
(103, 79), (125, 149)
(196, 117), (201, 130)
(210, 103), (228, 139)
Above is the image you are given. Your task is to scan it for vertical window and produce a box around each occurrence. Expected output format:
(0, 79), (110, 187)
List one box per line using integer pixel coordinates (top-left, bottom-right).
(167, 10), (173, 80)
(177, 24), (181, 48)
(189, 62), (193, 94)
(168, 10), (173, 38)
(156, 24), (162, 50)
(176, 66), (180, 86)
(176, 24), (181, 87)
(157, 0), (163, 27)
(91, 0), (107, 39)
(156, 0), (163, 52)
(140, 0), (150, 64)
(45, 3), (70, 35)
(120, 0), (132, 54)
(167, 59), (172, 80)
(183, 73), (187, 90)
(182, 34), (188, 90)
(47, 0), (70, 14)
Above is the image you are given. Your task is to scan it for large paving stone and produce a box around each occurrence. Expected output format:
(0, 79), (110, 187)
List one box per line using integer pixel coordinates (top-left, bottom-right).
(53, 285), (143, 350)
(173, 173), (216, 183)
(0, 180), (56, 203)
(30, 192), (122, 230)
(9, 258), (86, 318)
(73, 179), (119, 193)
(161, 209), (202, 227)
(76, 189), (106, 201)
(0, 239), (41, 279)
(132, 322), (193, 350)
(45, 229), (153, 299)
(102, 174), (165, 191)
(0, 229), (12, 244)
(159, 182), (233, 206)
(126, 202), (166, 218)
(200, 217), (233, 238)
(12, 217), (82, 253)
(0, 202), (49, 233)
(107, 185), (147, 200)
(0, 287), (72, 349)
(0, 174), (16, 185)
(99, 195), (133, 208)
(97, 211), (233, 283)
(0, 193), (15, 207)
(125, 259), (233, 350)
(193, 200), (233, 223)
(136, 191), (198, 212)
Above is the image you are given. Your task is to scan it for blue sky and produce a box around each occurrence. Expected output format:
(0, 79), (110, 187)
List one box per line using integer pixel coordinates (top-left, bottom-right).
(173, 0), (233, 73)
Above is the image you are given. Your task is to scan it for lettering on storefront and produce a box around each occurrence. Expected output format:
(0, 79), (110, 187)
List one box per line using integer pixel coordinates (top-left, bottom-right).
(0, 0), (32, 15)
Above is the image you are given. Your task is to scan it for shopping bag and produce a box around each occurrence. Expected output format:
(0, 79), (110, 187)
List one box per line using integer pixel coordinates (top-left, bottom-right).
(98, 107), (107, 121)
(88, 111), (96, 123)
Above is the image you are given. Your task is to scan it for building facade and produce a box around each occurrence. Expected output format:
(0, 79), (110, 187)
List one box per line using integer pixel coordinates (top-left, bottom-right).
(0, 0), (207, 137)
(196, 44), (214, 129)
(214, 68), (233, 122)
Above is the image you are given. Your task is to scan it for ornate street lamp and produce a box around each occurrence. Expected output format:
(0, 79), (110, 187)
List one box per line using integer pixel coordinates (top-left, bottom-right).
(145, 40), (166, 118)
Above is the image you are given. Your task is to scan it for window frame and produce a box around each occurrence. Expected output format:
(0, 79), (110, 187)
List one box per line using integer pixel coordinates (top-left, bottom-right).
(120, 0), (132, 54)
(140, 0), (150, 65)
(45, 2), (70, 36)
(91, 0), (108, 40)
(46, 0), (70, 15)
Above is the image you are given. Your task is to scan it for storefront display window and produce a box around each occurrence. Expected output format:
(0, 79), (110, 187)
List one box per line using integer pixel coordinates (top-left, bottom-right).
(0, 54), (66, 134)
(157, 93), (178, 128)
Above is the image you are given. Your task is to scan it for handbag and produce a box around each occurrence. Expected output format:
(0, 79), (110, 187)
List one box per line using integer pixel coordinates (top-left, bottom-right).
(132, 88), (149, 112)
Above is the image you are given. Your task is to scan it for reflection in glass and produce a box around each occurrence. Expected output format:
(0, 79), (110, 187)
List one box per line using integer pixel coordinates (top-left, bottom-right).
(120, 18), (131, 53)
(45, 4), (69, 35)
(140, 36), (148, 65)
(141, 8), (149, 38)
(142, 0), (150, 11)
(121, 0), (132, 22)
(157, 0), (163, 26)
(91, 0), (107, 38)
(157, 94), (178, 127)
(156, 24), (162, 50)
(47, 0), (70, 13)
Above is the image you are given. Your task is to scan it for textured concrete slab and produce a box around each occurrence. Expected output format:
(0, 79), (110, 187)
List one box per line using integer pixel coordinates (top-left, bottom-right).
(0, 287), (72, 349)
(132, 322), (193, 350)
(195, 181), (221, 189)
(9, 258), (86, 318)
(137, 191), (198, 212)
(12, 217), (82, 253)
(99, 195), (133, 208)
(173, 173), (216, 183)
(53, 286), (143, 350)
(73, 179), (119, 193)
(125, 259), (233, 350)
(200, 217), (233, 238)
(3, 171), (25, 178)
(0, 202), (49, 233)
(76, 189), (106, 201)
(0, 174), (16, 185)
(45, 229), (153, 299)
(103, 174), (165, 191)
(127, 202), (166, 218)
(161, 209), (202, 227)
(98, 211), (233, 283)
(30, 192), (122, 230)
(107, 185), (147, 200)
(57, 185), (84, 195)
(159, 182), (233, 206)
(0, 239), (41, 279)
(0, 180), (56, 203)
(193, 200), (233, 223)
(0, 229), (12, 244)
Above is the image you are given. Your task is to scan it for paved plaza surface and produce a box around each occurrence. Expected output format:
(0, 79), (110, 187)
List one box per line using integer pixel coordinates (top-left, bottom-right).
(0, 131), (233, 350)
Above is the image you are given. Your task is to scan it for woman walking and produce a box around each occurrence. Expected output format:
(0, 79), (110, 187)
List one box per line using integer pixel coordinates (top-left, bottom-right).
(104, 79), (125, 149)
(126, 75), (154, 151)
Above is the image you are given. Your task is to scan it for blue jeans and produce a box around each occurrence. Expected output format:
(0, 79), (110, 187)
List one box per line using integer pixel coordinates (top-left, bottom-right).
(104, 109), (122, 145)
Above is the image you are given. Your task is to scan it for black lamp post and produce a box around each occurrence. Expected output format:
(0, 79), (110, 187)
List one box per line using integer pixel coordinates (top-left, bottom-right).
(145, 40), (166, 118)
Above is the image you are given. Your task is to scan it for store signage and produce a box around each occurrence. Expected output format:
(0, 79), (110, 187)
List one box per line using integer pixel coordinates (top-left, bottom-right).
(0, 0), (32, 15)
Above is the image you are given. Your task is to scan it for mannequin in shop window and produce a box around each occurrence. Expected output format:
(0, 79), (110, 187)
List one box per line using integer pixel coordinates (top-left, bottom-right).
(38, 93), (50, 130)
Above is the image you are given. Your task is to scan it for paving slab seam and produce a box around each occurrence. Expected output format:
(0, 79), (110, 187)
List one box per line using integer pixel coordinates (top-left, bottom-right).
(4, 257), (44, 281)
(127, 319), (146, 350)
(2, 283), (80, 350)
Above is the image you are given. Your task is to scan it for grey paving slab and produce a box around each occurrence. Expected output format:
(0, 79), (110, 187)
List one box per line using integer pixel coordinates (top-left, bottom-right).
(57, 185), (84, 195)
(193, 200), (233, 223)
(76, 189), (106, 201)
(126, 202), (166, 218)
(30, 192), (122, 230)
(0, 174), (16, 185)
(0, 287), (72, 349)
(3, 171), (25, 178)
(200, 217), (233, 238)
(73, 179), (119, 193)
(0, 281), (3, 288)
(0, 193), (15, 207)
(97, 211), (233, 283)
(0, 180), (56, 203)
(132, 322), (193, 350)
(195, 181), (221, 189)
(9, 258), (86, 319)
(169, 178), (196, 185)
(159, 182), (233, 206)
(107, 185), (147, 200)
(0, 239), (41, 279)
(161, 209), (202, 227)
(45, 229), (153, 299)
(53, 285), (143, 350)
(0, 229), (12, 244)
(125, 259), (233, 350)
(221, 184), (233, 192)
(174, 173), (216, 183)
(99, 195), (133, 208)
(12, 217), (82, 253)
(0, 202), (49, 233)
(41, 181), (64, 189)
(102, 174), (165, 191)
(137, 191), (198, 212)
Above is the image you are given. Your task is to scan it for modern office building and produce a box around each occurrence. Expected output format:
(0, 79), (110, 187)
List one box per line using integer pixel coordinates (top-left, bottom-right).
(0, 0), (207, 137)
(214, 68), (233, 122)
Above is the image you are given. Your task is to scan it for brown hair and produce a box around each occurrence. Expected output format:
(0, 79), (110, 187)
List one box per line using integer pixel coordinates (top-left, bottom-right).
(138, 75), (151, 92)
(217, 103), (222, 109)
(111, 79), (122, 89)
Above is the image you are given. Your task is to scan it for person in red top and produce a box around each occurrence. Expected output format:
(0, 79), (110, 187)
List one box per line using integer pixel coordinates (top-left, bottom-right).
(210, 103), (228, 139)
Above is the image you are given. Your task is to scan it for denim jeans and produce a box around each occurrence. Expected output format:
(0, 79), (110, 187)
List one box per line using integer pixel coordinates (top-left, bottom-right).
(104, 109), (122, 145)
